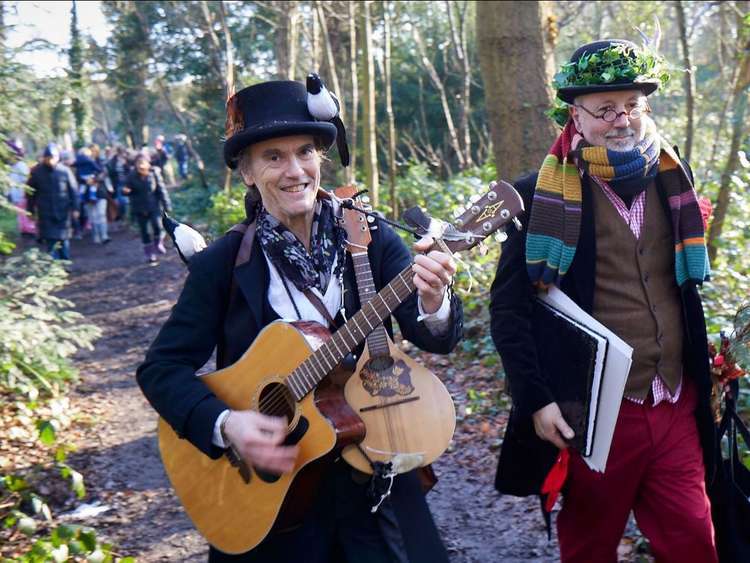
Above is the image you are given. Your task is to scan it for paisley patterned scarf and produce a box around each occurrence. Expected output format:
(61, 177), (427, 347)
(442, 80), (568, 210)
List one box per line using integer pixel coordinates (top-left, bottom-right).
(257, 197), (346, 294)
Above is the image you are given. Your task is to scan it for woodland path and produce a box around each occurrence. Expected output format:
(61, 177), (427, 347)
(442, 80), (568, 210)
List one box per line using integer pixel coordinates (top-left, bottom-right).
(43, 222), (640, 562)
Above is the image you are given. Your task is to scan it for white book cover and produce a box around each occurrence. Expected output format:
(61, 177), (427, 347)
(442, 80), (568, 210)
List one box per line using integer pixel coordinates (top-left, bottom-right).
(538, 286), (633, 472)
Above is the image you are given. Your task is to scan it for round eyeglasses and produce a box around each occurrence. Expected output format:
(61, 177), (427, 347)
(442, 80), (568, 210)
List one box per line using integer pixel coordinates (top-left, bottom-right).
(574, 103), (651, 123)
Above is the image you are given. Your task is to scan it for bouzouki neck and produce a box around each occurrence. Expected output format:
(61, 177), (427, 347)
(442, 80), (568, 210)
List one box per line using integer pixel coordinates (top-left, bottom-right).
(351, 252), (390, 358)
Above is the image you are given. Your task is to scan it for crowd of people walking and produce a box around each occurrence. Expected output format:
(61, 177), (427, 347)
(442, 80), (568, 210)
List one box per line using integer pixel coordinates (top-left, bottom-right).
(5, 134), (190, 263)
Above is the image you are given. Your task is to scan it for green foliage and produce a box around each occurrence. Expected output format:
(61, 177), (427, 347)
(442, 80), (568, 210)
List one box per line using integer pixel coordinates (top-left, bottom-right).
(552, 43), (671, 92)
(392, 161), (501, 361)
(0, 205), (18, 254)
(206, 187), (247, 236)
(0, 249), (101, 400)
(701, 153), (750, 335)
(169, 177), (216, 224)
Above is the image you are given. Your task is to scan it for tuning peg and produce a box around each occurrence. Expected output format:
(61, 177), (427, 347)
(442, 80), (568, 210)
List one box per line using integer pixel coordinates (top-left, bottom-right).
(513, 217), (523, 231)
(495, 231), (508, 243)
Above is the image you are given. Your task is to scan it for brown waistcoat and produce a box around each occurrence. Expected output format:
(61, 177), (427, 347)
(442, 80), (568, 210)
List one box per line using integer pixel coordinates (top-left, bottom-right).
(590, 181), (684, 399)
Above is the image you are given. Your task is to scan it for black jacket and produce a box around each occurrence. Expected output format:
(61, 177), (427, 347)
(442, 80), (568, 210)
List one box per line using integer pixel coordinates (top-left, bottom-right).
(136, 216), (463, 560)
(490, 169), (716, 496)
(125, 169), (170, 215)
(27, 163), (78, 240)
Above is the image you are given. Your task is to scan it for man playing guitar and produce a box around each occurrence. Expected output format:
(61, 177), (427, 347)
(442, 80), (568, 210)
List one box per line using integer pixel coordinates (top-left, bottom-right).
(136, 78), (463, 562)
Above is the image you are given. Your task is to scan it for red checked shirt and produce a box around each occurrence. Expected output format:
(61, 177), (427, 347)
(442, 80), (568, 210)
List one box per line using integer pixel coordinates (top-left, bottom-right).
(590, 176), (682, 406)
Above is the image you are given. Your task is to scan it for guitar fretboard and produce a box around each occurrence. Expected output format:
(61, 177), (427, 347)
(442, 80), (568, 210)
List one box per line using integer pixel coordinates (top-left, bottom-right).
(285, 264), (414, 400)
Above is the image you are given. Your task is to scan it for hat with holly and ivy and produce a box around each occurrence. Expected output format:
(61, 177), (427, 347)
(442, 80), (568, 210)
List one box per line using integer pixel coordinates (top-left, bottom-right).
(554, 39), (669, 104)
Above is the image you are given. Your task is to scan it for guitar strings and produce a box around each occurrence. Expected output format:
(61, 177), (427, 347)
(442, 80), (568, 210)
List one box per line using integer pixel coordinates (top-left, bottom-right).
(255, 275), (413, 417)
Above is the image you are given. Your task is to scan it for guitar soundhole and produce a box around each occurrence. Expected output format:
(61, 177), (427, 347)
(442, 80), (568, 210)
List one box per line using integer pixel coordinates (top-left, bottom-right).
(258, 382), (295, 422)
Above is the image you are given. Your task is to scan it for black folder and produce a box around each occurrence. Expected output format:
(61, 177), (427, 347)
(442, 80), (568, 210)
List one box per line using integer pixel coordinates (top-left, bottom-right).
(532, 298), (607, 456)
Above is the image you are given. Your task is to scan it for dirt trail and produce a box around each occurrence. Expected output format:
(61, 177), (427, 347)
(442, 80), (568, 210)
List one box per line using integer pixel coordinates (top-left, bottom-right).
(52, 224), (566, 562)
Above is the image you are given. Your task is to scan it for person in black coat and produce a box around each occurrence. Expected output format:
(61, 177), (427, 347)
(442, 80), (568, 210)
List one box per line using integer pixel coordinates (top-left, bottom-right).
(124, 155), (171, 263)
(136, 79), (464, 562)
(27, 143), (78, 260)
(490, 40), (717, 563)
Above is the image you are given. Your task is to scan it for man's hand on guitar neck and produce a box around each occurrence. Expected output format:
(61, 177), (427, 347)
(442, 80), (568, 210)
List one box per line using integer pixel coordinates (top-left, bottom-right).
(222, 410), (299, 474)
(412, 237), (457, 315)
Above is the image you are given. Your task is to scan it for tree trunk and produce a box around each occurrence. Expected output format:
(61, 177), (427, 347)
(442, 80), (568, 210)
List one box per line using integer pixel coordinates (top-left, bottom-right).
(348, 1), (358, 185)
(311, 1), (320, 72)
(360, 1), (378, 204)
(707, 36), (750, 264)
(476, 1), (557, 180)
(218, 0), (235, 192)
(315, 2), (343, 118)
(412, 25), (466, 170)
(275, 1), (299, 79)
(447, 1), (473, 167)
(675, 0), (695, 162)
(383, 1), (397, 218)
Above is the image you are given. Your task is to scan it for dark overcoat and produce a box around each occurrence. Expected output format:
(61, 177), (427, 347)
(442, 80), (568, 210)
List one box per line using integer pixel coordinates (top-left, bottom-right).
(489, 169), (716, 497)
(137, 214), (463, 561)
(125, 169), (170, 216)
(26, 163), (78, 240)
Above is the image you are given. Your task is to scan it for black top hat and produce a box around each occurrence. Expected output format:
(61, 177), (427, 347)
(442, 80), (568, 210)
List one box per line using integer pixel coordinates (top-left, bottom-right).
(224, 81), (337, 169)
(556, 40), (660, 104)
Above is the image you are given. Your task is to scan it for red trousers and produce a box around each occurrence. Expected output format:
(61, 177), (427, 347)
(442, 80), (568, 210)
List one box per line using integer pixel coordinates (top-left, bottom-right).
(557, 380), (718, 563)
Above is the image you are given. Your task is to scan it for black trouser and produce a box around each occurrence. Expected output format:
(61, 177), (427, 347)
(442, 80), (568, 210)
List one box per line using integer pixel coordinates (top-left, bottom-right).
(207, 459), (446, 563)
(135, 211), (161, 244)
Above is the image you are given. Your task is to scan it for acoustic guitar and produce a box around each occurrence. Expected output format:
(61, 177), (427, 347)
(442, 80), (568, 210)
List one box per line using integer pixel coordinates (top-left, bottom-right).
(157, 180), (524, 554)
(335, 186), (456, 475)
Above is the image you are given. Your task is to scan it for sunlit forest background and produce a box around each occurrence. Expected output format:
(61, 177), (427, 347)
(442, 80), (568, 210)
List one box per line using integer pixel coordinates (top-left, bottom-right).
(0, 2), (749, 560)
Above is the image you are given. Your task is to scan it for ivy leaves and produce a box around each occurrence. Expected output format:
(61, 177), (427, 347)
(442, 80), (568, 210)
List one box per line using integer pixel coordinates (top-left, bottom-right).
(552, 44), (670, 91)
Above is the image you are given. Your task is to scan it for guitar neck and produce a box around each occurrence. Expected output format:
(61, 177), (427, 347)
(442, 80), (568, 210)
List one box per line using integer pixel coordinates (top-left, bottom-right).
(352, 252), (391, 358)
(285, 264), (414, 400)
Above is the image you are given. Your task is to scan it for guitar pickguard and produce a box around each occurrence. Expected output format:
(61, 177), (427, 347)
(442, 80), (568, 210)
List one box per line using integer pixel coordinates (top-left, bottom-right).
(359, 357), (415, 397)
(255, 416), (310, 483)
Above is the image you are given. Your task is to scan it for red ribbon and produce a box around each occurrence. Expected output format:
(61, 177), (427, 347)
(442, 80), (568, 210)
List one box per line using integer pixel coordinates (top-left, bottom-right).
(541, 448), (570, 512)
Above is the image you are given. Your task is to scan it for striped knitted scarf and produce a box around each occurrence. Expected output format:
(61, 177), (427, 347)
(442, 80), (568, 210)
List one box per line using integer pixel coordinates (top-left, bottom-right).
(526, 119), (710, 288)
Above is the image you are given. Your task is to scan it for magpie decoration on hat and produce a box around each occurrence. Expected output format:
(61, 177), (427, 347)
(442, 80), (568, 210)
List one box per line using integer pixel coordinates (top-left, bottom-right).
(224, 80), (340, 169)
(555, 39), (661, 104)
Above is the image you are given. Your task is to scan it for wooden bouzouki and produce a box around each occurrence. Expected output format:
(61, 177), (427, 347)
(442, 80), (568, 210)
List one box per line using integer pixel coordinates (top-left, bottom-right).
(157, 180), (524, 554)
(335, 186), (456, 476)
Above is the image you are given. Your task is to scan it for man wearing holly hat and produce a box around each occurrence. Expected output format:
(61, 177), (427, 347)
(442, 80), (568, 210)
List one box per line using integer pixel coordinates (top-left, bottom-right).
(137, 76), (463, 561)
(490, 39), (717, 561)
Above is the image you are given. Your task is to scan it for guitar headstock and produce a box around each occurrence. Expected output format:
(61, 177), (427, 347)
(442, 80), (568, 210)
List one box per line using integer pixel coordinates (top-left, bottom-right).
(448, 180), (524, 252)
(402, 180), (524, 254)
(334, 185), (372, 253)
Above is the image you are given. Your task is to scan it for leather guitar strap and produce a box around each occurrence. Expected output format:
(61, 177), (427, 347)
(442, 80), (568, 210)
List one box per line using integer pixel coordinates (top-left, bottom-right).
(302, 288), (337, 329)
(227, 221), (255, 303)
(228, 220), (337, 330)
